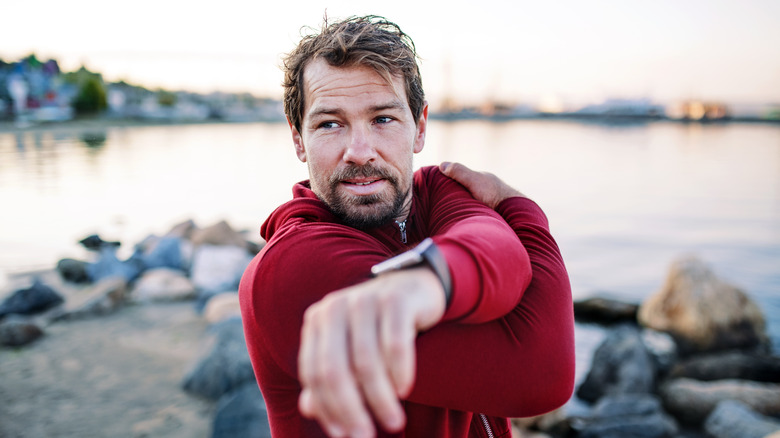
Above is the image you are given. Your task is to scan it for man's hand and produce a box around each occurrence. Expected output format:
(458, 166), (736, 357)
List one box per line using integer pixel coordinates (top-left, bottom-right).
(439, 162), (525, 209)
(298, 267), (446, 437)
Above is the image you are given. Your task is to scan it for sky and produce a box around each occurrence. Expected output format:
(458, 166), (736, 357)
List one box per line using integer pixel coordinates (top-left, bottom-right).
(2, 0), (779, 108)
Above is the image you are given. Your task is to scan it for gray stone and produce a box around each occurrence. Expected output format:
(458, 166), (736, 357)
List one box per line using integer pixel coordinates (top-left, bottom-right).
(50, 276), (128, 321)
(576, 324), (656, 403)
(132, 268), (196, 302)
(638, 256), (768, 354)
(573, 296), (639, 324)
(575, 394), (678, 438)
(212, 382), (271, 438)
(0, 316), (44, 346)
(190, 244), (252, 296)
(669, 351), (780, 383)
(0, 279), (64, 318)
(56, 258), (90, 283)
(660, 378), (780, 425)
(704, 400), (780, 438)
(203, 292), (241, 324)
(182, 317), (255, 400)
(190, 220), (247, 248)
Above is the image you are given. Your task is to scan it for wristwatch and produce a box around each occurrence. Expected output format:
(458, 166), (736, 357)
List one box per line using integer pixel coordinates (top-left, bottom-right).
(370, 237), (452, 307)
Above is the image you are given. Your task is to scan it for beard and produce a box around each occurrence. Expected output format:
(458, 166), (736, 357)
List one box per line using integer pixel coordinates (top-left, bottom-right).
(319, 164), (409, 230)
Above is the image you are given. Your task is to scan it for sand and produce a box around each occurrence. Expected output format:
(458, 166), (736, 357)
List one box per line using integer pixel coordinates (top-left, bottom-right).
(0, 273), (215, 438)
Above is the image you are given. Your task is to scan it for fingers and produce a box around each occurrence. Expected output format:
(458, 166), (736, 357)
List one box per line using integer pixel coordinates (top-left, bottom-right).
(349, 295), (406, 431)
(380, 297), (416, 398)
(299, 297), (375, 437)
(439, 161), (524, 208)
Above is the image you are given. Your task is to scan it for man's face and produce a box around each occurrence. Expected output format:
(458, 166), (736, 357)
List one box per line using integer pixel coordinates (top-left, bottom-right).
(290, 58), (428, 229)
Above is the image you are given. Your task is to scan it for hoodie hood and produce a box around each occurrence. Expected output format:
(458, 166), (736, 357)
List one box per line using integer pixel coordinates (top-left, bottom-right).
(260, 181), (339, 242)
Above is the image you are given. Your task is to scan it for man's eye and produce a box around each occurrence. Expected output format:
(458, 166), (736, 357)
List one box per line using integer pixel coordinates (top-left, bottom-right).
(375, 116), (393, 124)
(319, 121), (339, 129)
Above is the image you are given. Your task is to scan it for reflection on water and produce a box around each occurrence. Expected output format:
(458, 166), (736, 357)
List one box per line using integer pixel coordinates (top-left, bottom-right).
(1, 120), (779, 352)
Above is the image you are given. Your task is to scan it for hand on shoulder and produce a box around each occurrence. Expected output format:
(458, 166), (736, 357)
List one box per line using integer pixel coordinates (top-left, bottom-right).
(439, 162), (525, 209)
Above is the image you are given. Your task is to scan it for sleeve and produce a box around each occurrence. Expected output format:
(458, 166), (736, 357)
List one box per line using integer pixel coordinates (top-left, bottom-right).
(408, 196), (576, 418)
(239, 222), (395, 436)
(416, 168), (533, 323)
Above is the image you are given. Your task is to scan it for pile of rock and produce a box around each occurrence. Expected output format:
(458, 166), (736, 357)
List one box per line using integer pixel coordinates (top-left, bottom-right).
(0, 219), (272, 437)
(522, 255), (780, 438)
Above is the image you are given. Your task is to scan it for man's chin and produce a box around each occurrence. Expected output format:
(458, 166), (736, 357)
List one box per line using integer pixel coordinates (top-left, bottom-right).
(336, 202), (397, 230)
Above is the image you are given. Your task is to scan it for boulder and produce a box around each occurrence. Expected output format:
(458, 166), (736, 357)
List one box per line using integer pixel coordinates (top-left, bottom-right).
(131, 268), (196, 302)
(576, 324), (656, 403)
(0, 316), (44, 346)
(134, 236), (189, 271)
(165, 219), (197, 240)
(203, 292), (242, 324)
(190, 220), (246, 248)
(78, 234), (120, 251)
(573, 296), (639, 324)
(704, 400), (780, 438)
(572, 393), (678, 438)
(182, 317), (255, 400)
(56, 258), (90, 283)
(86, 247), (142, 283)
(660, 378), (780, 425)
(212, 382), (271, 438)
(669, 351), (780, 383)
(638, 256), (768, 354)
(0, 279), (64, 318)
(190, 244), (253, 296)
(640, 329), (678, 375)
(50, 276), (128, 321)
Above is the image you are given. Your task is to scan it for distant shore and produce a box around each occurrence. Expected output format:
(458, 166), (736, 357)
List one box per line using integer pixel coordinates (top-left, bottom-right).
(3, 112), (779, 135)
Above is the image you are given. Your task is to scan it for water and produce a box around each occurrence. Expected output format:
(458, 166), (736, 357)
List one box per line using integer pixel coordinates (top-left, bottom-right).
(1, 119), (779, 396)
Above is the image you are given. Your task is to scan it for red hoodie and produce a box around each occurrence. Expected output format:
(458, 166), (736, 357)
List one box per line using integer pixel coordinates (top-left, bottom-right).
(239, 166), (575, 437)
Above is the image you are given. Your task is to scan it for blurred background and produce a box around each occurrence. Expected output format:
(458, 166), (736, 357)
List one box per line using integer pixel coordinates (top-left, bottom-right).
(0, 0), (779, 435)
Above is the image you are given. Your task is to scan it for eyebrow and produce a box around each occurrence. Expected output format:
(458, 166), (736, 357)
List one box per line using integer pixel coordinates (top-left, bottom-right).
(307, 100), (407, 119)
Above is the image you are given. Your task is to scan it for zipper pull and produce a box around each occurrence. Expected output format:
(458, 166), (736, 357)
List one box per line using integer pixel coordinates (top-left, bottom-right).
(395, 220), (407, 244)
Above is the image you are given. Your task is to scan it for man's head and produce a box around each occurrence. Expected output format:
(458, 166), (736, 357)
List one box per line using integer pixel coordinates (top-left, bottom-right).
(282, 15), (424, 133)
(283, 16), (428, 230)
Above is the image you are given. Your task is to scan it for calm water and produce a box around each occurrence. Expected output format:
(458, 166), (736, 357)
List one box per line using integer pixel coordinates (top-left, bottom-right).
(2, 119), (779, 390)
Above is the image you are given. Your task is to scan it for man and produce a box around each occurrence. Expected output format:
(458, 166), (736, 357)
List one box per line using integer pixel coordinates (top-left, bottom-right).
(239, 15), (574, 437)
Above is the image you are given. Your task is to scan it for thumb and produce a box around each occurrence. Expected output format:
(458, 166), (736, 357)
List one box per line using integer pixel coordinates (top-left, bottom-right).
(439, 161), (477, 185)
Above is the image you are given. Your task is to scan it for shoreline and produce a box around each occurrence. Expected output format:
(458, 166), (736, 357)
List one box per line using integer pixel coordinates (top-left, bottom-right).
(2, 112), (779, 135)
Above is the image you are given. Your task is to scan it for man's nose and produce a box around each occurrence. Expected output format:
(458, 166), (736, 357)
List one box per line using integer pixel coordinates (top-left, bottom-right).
(342, 125), (377, 165)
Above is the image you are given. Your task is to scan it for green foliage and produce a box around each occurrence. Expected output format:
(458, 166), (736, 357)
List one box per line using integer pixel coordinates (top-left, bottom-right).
(73, 75), (107, 115)
(157, 90), (177, 107)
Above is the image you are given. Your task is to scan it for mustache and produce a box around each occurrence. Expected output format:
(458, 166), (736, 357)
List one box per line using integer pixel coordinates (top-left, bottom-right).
(329, 164), (398, 184)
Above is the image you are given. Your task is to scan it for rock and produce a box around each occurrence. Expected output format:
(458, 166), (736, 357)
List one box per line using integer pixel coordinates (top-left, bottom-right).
(640, 329), (678, 375)
(669, 351), (780, 383)
(86, 247), (143, 283)
(190, 220), (247, 248)
(572, 393), (678, 438)
(660, 378), (780, 425)
(704, 400), (780, 438)
(573, 296), (639, 324)
(0, 316), (44, 346)
(0, 279), (64, 318)
(190, 244), (252, 296)
(182, 317), (255, 400)
(203, 292), (242, 324)
(135, 236), (189, 271)
(576, 324), (656, 403)
(131, 268), (196, 302)
(78, 234), (120, 251)
(50, 276), (128, 321)
(165, 219), (197, 239)
(212, 382), (271, 438)
(638, 256), (768, 354)
(56, 258), (90, 283)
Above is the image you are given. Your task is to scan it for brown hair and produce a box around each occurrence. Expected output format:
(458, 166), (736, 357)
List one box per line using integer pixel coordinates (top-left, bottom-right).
(282, 15), (425, 131)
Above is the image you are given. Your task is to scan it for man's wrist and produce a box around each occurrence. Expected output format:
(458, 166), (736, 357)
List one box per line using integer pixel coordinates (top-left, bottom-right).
(371, 238), (452, 307)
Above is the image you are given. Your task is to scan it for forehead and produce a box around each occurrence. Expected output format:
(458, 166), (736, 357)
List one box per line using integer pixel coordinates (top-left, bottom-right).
(301, 58), (408, 116)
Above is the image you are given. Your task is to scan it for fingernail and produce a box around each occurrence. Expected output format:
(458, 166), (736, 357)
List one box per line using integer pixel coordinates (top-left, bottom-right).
(440, 162), (451, 172)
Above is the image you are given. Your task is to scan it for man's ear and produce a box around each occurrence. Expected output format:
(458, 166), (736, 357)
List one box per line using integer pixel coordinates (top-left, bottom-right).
(413, 102), (429, 154)
(289, 117), (307, 162)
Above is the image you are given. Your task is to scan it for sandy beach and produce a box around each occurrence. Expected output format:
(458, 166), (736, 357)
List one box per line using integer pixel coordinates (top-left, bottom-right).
(0, 272), (215, 438)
